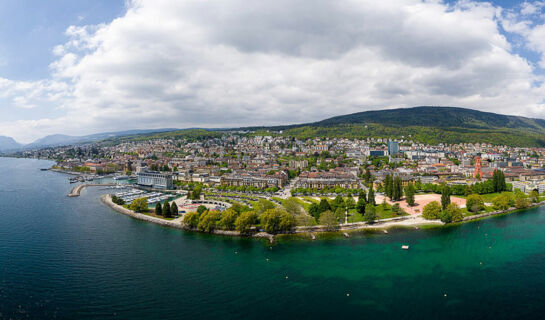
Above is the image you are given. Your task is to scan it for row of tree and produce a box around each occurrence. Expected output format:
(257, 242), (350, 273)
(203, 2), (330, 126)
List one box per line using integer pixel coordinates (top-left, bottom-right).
(183, 205), (295, 234)
(155, 201), (179, 218)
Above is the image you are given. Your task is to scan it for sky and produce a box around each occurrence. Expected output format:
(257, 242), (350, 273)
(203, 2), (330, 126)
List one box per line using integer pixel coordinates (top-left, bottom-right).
(1, 0), (545, 143)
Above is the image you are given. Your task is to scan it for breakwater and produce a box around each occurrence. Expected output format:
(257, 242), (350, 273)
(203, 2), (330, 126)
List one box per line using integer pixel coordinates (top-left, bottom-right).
(68, 183), (117, 197)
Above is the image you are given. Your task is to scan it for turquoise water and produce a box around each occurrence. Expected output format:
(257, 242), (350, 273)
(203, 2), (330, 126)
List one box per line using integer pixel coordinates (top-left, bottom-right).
(2, 157), (545, 319)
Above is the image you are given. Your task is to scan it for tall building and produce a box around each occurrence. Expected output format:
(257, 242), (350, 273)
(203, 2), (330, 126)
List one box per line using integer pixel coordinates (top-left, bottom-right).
(474, 156), (482, 178)
(388, 141), (399, 156)
(137, 170), (174, 189)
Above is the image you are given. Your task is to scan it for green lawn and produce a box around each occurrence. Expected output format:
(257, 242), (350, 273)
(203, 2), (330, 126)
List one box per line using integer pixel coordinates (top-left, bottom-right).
(458, 191), (514, 202)
(301, 196), (320, 204)
(345, 204), (407, 223)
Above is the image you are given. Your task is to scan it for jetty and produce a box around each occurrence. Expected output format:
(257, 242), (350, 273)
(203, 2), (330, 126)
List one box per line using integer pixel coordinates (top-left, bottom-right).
(68, 183), (117, 197)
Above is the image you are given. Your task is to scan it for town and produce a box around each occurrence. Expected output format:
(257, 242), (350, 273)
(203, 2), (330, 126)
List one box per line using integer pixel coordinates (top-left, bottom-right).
(16, 130), (545, 234)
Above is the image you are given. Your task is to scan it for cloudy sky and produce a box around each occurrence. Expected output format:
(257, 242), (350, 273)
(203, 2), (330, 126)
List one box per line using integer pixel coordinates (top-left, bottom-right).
(1, 0), (545, 143)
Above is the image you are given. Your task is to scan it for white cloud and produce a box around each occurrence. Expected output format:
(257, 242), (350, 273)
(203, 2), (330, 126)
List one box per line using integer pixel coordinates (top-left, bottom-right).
(2, 0), (545, 143)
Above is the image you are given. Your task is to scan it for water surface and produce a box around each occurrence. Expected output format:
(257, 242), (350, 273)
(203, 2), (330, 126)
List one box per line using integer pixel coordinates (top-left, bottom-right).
(1, 157), (545, 319)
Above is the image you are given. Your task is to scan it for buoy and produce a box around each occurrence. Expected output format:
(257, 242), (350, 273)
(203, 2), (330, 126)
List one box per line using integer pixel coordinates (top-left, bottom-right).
(266, 258), (269, 262)
(235, 251), (238, 254)
(444, 294), (447, 297)
(346, 293), (350, 297)
(402, 245), (410, 250)
(285, 276), (289, 279)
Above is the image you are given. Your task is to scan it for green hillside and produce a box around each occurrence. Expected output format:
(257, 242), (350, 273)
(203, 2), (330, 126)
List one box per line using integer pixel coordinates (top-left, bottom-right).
(254, 107), (545, 147)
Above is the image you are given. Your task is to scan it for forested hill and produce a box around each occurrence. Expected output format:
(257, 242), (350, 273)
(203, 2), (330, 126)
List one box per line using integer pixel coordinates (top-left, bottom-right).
(315, 107), (545, 130)
(250, 107), (545, 147)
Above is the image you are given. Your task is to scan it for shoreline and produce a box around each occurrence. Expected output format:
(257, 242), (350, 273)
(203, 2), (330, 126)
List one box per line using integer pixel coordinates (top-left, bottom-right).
(100, 193), (545, 240)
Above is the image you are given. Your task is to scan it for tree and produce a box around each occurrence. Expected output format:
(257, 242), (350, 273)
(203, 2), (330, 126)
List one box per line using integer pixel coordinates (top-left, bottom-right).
(235, 210), (258, 234)
(191, 185), (202, 200)
(283, 198), (302, 216)
(334, 207), (345, 222)
(111, 195), (125, 205)
(356, 196), (366, 214)
(318, 198), (331, 213)
(364, 169), (372, 184)
(255, 199), (275, 214)
(319, 210), (339, 231)
(129, 197), (148, 213)
(260, 209), (295, 234)
(331, 196), (345, 212)
(155, 202), (163, 216)
(183, 211), (199, 228)
(308, 203), (320, 220)
(170, 202), (179, 216)
(217, 208), (238, 230)
(392, 176), (403, 201)
(443, 203), (463, 223)
(197, 205), (207, 215)
(391, 203), (401, 215)
(197, 210), (221, 232)
(441, 185), (451, 210)
(385, 174), (393, 199)
(163, 202), (172, 218)
(514, 191), (530, 209)
(405, 182), (415, 206)
(345, 196), (356, 210)
(363, 204), (377, 224)
(367, 185), (376, 206)
(466, 194), (485, 213)
(529, 190), (539, 203)
(492, 194), (511, 210)
(422, 201), (441, 220)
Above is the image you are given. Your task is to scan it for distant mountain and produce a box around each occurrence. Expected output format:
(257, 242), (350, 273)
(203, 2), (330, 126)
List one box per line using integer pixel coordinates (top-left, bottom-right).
(25, 128), (179, 148)
(0, 136), (22, 151)
(245, 106), (545, 147)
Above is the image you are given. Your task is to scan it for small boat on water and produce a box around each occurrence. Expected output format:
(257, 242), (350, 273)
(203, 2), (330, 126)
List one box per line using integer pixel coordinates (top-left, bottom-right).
(113, 175), (129, 180)
(402, 245), (410, 250)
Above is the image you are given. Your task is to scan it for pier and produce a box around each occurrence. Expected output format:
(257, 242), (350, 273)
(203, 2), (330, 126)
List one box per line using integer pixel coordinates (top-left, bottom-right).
(68, 183), (117, 197)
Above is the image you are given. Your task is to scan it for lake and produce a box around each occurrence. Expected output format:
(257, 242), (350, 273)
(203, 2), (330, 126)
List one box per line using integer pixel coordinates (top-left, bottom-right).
(2, 157), (545, 319)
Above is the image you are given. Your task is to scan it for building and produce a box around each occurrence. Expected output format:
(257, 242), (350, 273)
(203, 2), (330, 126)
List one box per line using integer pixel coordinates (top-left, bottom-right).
(220, 171), (288, 189)
(137, 171), (174, 189)
(388, 141), (399, 156)
(289, 159), (308, 169)
(296, 171), (360, 189)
